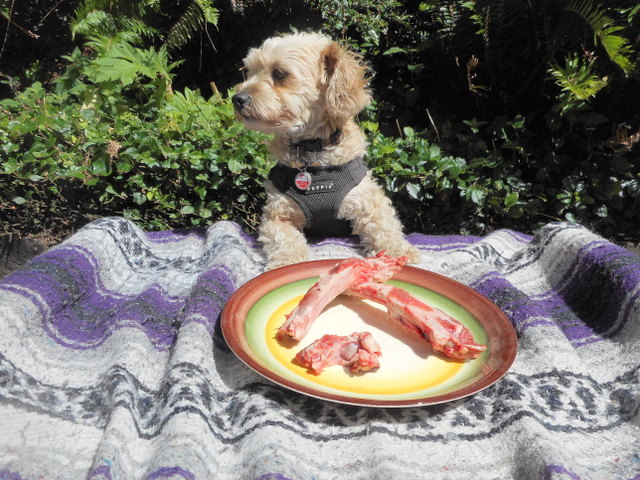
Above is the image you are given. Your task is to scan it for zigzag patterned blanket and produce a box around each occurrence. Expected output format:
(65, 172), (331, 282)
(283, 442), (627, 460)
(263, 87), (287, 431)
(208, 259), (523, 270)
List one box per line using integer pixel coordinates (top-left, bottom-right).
(1, 217), (639, 480)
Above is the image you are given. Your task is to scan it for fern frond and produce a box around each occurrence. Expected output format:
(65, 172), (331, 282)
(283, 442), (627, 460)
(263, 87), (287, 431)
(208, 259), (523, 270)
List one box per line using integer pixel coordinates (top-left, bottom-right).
(194, 0), (219, 25)
(71, 9), (115, 38)
(84, 34), (118, 56)
(164, 1), (218, 51)
(71, 0), (160, 41)
(548, 53), (608, 115)
(567, 0), (636, 75)
(116, 17), (158, 41)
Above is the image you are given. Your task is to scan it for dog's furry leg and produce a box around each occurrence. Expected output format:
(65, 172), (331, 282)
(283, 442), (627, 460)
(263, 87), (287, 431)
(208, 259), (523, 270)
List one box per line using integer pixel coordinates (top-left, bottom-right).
(340, 177), (421, 263)
(258, 183), (310, 269)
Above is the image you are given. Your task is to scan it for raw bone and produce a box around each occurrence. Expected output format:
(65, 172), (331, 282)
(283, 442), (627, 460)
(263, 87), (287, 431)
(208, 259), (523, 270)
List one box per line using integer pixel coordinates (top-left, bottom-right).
(278, 252), (407, 341)
(295, 332), (382, 374)
(347, 282), (487, 360)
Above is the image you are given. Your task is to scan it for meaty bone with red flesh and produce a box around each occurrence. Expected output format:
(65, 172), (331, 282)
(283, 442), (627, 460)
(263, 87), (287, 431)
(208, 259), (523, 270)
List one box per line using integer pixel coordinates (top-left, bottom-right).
(295, 332), (382, 374)
(347, 282), (487, 360)
(278, 251), (408, 341)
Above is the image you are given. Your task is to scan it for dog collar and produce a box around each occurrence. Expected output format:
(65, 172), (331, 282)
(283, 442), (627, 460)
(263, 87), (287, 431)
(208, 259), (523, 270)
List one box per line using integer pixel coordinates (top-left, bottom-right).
(290, 128), (343, 160)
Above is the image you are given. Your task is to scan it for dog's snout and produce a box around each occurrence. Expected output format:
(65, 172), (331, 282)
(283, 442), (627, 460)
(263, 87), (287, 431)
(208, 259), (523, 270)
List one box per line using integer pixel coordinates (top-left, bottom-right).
(232, 92), (251, 109)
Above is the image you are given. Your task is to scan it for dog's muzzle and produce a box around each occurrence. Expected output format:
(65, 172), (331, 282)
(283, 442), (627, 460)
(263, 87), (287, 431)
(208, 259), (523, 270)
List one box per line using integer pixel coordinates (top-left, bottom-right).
(232, 92), (251, 111)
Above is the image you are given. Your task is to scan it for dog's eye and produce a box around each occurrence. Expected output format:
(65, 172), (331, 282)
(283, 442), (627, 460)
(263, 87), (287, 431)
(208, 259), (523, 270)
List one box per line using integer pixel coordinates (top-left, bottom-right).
(272, 68), (288, 81)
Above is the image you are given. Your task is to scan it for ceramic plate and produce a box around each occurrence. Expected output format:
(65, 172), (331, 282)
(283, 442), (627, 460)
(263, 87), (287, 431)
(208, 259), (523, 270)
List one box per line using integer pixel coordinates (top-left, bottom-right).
(221, 259), (517, 407)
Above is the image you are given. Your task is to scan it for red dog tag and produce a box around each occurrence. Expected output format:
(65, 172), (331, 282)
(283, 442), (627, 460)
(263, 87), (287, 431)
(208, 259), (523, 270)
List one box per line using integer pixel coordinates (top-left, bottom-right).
(294, 171), (312, 191)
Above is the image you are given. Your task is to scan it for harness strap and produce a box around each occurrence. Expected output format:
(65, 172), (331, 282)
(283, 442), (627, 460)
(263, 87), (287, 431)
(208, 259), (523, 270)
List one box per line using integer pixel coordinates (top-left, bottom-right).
(268, 157), (368, 237)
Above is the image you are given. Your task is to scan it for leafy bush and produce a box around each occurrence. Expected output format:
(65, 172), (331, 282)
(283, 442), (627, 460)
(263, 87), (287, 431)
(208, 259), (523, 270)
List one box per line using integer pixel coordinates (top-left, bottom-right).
(316, 0), (640, 241)
(0, 35), (270, 234)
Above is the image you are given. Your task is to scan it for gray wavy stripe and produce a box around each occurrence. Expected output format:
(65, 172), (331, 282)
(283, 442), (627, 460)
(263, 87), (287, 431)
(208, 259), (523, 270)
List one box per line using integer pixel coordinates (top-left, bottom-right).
(2, 350), (638, 443)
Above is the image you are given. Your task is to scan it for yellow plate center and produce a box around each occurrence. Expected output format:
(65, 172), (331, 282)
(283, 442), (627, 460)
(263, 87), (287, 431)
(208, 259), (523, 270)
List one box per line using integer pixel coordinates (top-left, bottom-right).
(265, 295), (465, 395)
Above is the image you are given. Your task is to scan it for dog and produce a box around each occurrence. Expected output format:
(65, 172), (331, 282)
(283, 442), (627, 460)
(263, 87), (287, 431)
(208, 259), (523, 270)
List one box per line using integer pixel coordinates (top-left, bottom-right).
(232, 32), (420, 269)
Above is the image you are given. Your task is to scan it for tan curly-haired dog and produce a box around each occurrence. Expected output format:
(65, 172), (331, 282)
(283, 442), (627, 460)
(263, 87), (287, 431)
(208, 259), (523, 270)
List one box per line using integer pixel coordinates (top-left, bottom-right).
(232, 32), (420, 269)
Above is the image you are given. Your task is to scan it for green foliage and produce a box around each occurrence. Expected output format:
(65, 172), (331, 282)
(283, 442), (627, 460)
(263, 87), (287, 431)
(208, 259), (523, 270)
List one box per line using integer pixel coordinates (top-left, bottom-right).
(567, 0), (637, 75)
(0, 36), (269, 232)
(71, 0), (160, 42)
(320, 0), (640, 240)
(165, 0), (219, 51)
(71, 0), (219, 51)
(548, 53), (609, 115)
(313, 0), (408, 52)
(361, 114), (532, 232)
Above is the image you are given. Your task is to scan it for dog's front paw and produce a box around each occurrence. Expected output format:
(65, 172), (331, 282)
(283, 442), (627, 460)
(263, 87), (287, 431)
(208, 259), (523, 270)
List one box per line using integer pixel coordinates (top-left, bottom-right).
(401, 244), (422, 264)
(365, 240), (421, 264)
(385, 243), (421, 264)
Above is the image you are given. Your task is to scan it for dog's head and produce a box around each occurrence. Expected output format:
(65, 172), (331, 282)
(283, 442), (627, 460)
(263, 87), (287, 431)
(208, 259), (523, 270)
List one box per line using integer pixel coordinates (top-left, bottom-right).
(232, 33), (371, 137)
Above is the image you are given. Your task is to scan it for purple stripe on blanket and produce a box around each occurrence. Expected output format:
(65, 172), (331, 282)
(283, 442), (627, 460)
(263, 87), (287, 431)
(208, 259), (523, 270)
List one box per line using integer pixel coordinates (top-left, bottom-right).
(471, 273), (601, 346)
(408, 233), (482, 248)
(182, 267), (237, 335)
(408, 229), (532, 248)
(0, 281), (183, 350)
(145, 228), (206, 243)
(0, 470), (26, 480)
(471, 238), (640, 346)
(0, 245), (236, 350)
(146, 466), (195, 479)
(555, 242), (640, 337)
(4, 245), (100, 307)
(307, 230), (524, 252)
(1, 247), (181, 348)
(88, 465), (113, 480)
(544, 464), (582, 480)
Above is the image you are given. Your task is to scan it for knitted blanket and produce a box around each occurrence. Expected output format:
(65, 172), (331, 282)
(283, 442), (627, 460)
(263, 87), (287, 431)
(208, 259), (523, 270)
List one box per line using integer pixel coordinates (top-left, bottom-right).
(1, 217), (638, 480)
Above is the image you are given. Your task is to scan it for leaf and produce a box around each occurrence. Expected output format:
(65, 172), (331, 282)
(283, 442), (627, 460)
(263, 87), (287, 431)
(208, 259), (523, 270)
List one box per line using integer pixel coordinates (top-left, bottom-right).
(403, 126), (415, 137)
(383, 46), (407, 55)
(199, 207), (213, 219)
(508, 205), (524, 218)
(405, 182), (421, 200)
(91, 158), (110, 176)
(90, 40), (175, 87)
(504, 192), (519, 208)
(466, 185), (485, 204)
(116, 162), (132, 173)
(194, 186), (207, 200)
(227, 158), (243, 174)
(194, 0), (219, 24)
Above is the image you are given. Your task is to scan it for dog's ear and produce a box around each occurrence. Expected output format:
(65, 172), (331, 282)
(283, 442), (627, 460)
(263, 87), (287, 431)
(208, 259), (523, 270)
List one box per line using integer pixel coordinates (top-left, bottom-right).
(322, 42), (372, 121)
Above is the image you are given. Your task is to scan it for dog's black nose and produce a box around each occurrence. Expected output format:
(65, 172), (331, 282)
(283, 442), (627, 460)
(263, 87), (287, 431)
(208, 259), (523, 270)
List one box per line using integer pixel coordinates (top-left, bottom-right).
(232, 92), (250, 109)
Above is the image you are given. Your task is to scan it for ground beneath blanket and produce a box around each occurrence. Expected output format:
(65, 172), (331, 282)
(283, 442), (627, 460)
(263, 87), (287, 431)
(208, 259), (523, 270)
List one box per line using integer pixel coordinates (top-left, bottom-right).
(0, 215), (93, 278)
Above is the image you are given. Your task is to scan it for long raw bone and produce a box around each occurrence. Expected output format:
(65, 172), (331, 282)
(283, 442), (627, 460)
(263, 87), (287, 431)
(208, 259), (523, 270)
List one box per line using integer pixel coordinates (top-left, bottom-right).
(277, 252), (408, 342)
(346, 282), (487, 360)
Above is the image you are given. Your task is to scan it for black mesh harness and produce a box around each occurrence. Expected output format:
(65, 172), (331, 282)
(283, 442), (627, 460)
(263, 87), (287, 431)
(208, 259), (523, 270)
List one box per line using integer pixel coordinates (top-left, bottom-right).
(268, 156), (368, 238)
